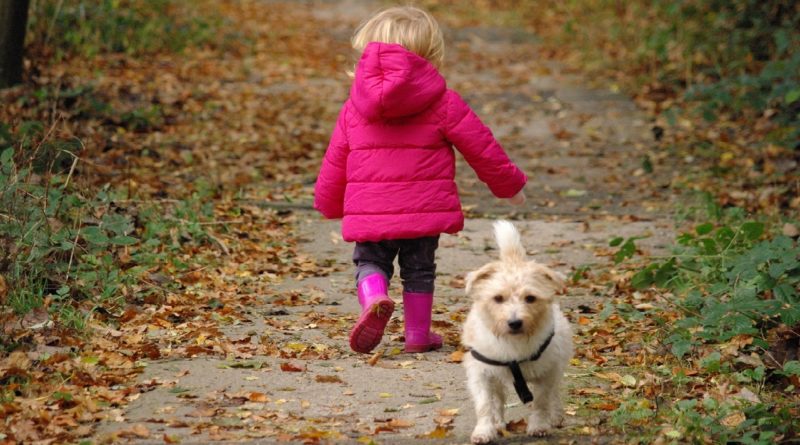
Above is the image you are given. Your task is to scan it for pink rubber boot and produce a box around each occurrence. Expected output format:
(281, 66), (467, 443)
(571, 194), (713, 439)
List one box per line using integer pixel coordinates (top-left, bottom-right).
(403, 291), (443, 353)
(349, 274), (394, 353)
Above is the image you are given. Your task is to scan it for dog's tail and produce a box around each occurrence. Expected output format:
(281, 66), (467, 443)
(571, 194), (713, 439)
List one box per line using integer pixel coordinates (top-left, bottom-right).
(494, 220), (526, 262)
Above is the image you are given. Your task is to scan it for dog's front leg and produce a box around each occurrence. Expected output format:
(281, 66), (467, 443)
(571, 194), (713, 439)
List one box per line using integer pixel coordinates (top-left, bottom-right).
(489, 378), (506, 430)
(467, 367), (500, 444)
(526, 375), (562, 437)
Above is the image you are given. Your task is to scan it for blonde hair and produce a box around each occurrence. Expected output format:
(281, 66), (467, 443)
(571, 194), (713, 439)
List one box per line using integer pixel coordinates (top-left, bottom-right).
(352, 6), (445, 68)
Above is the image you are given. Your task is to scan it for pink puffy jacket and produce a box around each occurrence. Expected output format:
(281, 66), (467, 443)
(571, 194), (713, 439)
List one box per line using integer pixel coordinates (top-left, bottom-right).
(314, 42), (527, 242)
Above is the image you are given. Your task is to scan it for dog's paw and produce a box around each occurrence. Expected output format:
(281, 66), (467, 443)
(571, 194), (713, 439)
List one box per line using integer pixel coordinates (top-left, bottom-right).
(526, 426), (551, 437)
(526, 415), (552, 437)
(471, 427), (497, 444)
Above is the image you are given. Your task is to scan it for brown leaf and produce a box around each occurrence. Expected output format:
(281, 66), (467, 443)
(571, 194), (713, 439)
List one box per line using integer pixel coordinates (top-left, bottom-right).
(138, 343), (162, 360)
(248, 392), (268, 402)
(574, 387), (607, 396)
(449, 350), (465, 363)
(434, 416), (454, 426)
(387, 419), (414, 428)
(0, 274), (7, 302)
(721, 412), (746, 427)
(280, 362), (304, 372)
(367, 348), (385, 366)
(438, 408), (459, 416)
(506, 418), (527, 433)
(315, 375), (344, 384)
(118, 424), (149, 438)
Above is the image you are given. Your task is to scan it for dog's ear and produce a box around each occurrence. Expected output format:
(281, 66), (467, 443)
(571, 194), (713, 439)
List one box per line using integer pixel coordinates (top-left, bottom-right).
(465, 263), (497, 296)
(532, 264), (567, 294)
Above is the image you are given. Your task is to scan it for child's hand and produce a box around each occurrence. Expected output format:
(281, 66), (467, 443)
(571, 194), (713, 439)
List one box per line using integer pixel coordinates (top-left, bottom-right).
(508, 190), (526, 206)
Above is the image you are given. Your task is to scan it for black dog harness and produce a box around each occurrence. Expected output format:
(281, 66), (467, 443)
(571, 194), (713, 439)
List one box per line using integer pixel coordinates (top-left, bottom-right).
(469, 329), (555, 404)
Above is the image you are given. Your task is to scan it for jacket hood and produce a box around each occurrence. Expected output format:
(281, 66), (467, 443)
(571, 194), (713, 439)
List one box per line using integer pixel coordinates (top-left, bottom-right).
(351, 42), (446, 121)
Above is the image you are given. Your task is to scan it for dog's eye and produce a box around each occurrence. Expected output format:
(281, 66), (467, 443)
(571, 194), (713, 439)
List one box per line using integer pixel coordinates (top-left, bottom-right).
(493, 295), (504, 303)
(525, 295), (537, 303)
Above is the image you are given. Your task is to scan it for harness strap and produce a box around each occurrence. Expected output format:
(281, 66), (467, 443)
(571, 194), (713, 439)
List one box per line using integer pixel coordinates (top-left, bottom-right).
(509, 361), (533, 403)
(468, 329), (556, 404)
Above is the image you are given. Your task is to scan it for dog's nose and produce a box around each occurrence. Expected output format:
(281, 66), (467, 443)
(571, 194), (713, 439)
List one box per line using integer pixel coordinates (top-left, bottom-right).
(507, 319), (523, 331)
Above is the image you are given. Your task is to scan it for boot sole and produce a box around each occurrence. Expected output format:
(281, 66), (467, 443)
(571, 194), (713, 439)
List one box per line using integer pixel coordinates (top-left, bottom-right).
(404, 342), (443, 353)
(349, 299), (394, 353)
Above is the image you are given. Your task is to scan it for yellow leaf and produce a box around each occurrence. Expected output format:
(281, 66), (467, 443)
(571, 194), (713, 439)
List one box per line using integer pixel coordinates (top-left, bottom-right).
(416, 426), (452, 439)
(621, 375), (637, 387)
(285, 342), (308, 352)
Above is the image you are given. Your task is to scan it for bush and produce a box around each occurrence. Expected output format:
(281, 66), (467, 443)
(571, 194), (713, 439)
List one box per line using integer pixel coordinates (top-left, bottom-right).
(489, 0), (800, 144)
(0, 120), (210, 329)
(26, 0), (218, 60)
(622, 197), (800, 357)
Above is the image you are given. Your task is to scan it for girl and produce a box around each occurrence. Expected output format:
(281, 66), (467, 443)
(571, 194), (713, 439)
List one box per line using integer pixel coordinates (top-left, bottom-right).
(314, 6), (526, 354)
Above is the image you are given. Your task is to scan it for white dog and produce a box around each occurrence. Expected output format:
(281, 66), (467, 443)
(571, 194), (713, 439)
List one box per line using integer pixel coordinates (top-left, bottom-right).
(462, 221), (573, 443)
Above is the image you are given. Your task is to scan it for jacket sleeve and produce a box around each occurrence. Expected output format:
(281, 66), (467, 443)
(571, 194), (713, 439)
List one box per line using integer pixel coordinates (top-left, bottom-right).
(313, 103), (350, 219)
(443, 90), (527, 198)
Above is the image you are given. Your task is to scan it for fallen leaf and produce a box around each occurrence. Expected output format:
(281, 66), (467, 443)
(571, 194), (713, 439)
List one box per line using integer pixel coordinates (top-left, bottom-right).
(574, 387), (607, 396)
(434, 416), (454, 426)
(315, 375), (344, 384)
(449, 350), (465, 363)
(621, 375), (637, 387)
(280, 362), (304, 372)
(367, 348), (385, 366)
(0, 274), (7, 301)
(130, 424), (150, 438)
(387, 419), (414, 428)
(416, 426), (452, 439)
(248, 392), (268, 402)
(506, 418), (527, 433)
(721, 412), (746, 427)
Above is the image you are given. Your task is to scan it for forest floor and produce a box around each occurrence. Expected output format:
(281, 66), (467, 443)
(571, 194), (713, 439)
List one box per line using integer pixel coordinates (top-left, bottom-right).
(7, 1), (793, 444)
(91, 1), (676, 443)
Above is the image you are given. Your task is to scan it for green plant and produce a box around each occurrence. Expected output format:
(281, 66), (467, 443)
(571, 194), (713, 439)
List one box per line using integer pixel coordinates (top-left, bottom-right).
(26, 0), (219, 61)
(610, 398), (655, 430)
(632, 212), (799, 356)
(0, 119), (212, 329)
(668, 397), (796, 444)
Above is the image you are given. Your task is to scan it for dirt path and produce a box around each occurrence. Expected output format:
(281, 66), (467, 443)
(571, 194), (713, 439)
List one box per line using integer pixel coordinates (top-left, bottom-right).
(95, 1), (676, 443)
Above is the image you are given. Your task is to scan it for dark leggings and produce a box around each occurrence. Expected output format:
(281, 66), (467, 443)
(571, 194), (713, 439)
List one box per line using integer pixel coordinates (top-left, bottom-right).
(352, 236), (439, 293)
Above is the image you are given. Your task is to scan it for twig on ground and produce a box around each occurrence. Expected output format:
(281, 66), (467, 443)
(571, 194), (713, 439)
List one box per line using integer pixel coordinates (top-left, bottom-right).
(207, 232), (231, 255)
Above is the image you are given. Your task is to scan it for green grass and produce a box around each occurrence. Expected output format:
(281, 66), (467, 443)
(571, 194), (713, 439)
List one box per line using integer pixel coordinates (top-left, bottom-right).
(0, 115), (213, 332)
(26, 0), (220, 60)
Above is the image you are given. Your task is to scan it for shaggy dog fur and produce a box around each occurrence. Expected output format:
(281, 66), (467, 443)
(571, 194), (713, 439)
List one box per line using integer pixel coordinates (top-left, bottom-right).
(462, 221), (573, 443)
